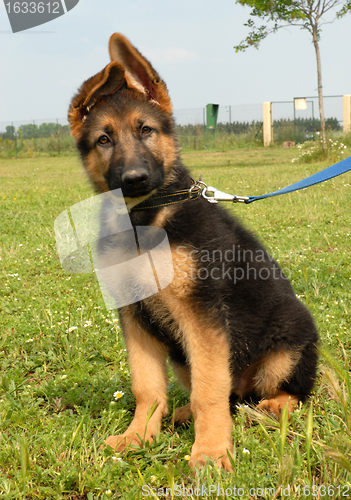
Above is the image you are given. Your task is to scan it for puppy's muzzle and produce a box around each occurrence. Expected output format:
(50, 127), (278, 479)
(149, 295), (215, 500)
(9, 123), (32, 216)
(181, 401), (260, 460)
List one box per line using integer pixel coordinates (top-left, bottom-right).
(122, 168), (149, 190)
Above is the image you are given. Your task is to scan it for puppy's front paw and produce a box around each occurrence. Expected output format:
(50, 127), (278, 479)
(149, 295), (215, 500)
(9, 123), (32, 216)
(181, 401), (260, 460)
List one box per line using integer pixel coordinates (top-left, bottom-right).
(189, 444), (234, 472)
(104, 431), (144, 452)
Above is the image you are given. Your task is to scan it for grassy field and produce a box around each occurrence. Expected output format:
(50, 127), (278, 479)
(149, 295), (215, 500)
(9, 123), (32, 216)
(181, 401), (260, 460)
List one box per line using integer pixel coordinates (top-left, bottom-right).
(1, 147), (351, 499)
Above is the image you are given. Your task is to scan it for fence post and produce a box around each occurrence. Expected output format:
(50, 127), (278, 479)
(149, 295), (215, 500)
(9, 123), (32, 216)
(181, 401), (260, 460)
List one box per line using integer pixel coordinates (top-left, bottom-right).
(343, 95), (351, 134)
(263, 102), (273, 146)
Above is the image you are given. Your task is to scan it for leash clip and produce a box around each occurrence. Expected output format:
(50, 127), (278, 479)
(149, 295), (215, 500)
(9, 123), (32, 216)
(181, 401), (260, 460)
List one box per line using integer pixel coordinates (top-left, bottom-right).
(188, 178), (206, 200)
(232, 195), (250, 203)
(202, 185), (249, 204)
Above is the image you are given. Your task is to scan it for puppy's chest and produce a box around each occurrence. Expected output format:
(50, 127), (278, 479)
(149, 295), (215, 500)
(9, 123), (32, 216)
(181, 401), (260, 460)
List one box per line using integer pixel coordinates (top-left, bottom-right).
(138, 293), (182, 342)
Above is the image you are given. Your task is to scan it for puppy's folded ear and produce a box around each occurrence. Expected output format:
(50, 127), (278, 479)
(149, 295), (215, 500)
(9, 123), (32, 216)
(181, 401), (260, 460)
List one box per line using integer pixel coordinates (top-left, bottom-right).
(68, 61), (125, 138)
(109, 33), (172, 114)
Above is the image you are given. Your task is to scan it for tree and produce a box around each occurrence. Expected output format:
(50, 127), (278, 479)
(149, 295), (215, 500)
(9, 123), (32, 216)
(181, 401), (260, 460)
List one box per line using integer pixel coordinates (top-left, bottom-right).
(3, 125), (16, 140)
(234, 0), (351, 150)
(38, 122), (61, 138)
(18, 123), (39, 139)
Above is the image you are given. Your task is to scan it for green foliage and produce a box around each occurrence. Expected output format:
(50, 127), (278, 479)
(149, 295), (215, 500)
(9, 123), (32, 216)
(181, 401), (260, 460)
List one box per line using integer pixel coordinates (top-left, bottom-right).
(234, 0), (351, 51)
(292, 137), (348, 163)
(343, 130), (351, 147)
(234, 0), (305, 51)
(176, 118), (341, 151)
(274, 117), (341, 144)
(2, 126), (16, 140)
(0, 132), (76, 158)
(176, 122), (263, 151)
(0, 122), (74, 158)
(0, 122), (70, 140)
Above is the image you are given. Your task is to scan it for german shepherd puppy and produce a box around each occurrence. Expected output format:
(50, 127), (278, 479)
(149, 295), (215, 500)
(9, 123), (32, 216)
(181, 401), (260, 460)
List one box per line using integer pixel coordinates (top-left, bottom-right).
(68, 33), (318, 471)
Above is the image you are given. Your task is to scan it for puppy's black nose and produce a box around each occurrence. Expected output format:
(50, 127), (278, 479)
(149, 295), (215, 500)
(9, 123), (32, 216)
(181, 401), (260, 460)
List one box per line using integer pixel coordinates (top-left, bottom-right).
(122, 169), (149, 189)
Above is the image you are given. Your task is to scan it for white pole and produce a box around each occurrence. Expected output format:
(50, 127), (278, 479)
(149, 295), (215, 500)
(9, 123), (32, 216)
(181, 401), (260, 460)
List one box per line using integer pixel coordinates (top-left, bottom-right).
(263, 102), (273, 146)
(343, 95), (351, 134)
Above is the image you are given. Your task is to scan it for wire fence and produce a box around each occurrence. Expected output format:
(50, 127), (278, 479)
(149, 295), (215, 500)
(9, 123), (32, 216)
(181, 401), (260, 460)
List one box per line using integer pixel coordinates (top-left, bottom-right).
(0, 103), (264, 133)
(173, 103), (263, 126)
(272, 95), (343, 143)
(0, 96), (345, 157)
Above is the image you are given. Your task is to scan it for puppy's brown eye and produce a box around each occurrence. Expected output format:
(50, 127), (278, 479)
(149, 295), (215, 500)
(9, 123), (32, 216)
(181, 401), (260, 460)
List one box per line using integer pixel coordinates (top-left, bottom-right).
(141, 126), (152, 135)
(98, 135), (110, 145)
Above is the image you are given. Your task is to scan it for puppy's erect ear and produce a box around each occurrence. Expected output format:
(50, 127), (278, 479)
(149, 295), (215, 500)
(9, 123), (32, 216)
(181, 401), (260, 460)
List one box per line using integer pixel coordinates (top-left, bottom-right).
(109, 33), (172, 114)
(68, 61), (125, 138)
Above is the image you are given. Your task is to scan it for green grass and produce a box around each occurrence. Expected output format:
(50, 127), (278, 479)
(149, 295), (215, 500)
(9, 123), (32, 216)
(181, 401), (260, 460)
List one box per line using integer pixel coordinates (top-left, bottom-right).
(1, 147), (351, 499)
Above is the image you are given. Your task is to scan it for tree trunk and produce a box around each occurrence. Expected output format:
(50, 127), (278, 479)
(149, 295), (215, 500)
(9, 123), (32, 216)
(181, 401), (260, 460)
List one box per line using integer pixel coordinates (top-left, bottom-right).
(312, 24), (326, 151)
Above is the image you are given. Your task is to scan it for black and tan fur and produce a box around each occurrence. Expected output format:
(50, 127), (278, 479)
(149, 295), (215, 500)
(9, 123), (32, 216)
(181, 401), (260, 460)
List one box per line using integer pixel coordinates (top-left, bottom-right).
(68, 33), (319, 471)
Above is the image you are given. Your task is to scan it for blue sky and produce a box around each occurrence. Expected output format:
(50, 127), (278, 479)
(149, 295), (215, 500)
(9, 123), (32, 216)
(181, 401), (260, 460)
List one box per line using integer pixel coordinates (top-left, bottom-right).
(0, 0), (350, 125)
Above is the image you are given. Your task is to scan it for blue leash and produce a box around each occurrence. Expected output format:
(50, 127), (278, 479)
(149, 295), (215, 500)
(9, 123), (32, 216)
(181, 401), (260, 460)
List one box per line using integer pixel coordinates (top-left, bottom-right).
(201, 155), (351, 204)
(246, 155), (351, 204)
